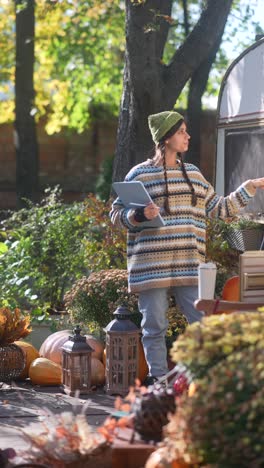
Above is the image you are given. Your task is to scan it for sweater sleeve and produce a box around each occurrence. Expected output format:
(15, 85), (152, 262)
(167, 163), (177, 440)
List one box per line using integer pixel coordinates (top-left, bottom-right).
(205, 180), (256, 219)
(109, 197), (141, 231)
(109, 163), (152, 231)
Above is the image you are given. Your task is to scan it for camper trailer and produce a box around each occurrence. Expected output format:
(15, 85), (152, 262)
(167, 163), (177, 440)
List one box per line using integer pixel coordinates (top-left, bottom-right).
(216, 37), (264, 214)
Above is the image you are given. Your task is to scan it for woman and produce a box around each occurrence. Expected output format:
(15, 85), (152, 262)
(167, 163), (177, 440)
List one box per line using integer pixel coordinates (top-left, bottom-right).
(110, 110), (264, 385)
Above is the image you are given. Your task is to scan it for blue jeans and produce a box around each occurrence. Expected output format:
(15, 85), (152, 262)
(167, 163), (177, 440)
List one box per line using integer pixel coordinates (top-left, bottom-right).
(138, 286), (203, 377)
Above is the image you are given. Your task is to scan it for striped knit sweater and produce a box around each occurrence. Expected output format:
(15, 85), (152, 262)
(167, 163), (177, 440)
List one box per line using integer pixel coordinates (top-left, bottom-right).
(110, 159), (256, 293)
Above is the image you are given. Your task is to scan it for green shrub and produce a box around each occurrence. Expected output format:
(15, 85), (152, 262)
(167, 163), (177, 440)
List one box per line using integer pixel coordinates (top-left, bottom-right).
(0, 189), (129, 313)
(64, 269), (140, 329)
(95, 155), (113, 202)
(167, 343), (264, 467)
(165, 312), (264, 467)
(82, 194), (127, 271)
(170, 312), (264, 378)
(206, 218), (239, 296)
(166, 300), (188, 348)
(0, 187), (89, 310)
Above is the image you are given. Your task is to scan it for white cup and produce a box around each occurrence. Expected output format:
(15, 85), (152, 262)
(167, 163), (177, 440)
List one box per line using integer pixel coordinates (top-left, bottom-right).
(198, 262), (217, 299)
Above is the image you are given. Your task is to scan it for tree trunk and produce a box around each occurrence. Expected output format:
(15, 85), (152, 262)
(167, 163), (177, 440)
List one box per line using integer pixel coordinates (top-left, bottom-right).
(113, 0), (173, 182)
(15, 0), (39, 208)
(113, 0), (233, 182)
(185, 17), (231, 168)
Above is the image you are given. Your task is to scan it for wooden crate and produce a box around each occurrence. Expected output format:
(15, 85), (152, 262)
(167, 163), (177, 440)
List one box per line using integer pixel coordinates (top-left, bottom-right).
(112, 428), (156, 468)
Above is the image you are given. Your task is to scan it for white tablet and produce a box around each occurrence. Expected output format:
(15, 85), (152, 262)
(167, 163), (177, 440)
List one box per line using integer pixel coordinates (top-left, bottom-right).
(113, 181), (165, 228)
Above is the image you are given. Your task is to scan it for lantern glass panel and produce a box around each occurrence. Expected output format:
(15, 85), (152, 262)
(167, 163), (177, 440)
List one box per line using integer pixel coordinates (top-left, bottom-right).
(128, 336), (137, 360)
(73, 355), (81, 369)
(112, 363), (123, 385)
(118, 367), (123, 384)
(81, 355), (89, 372)
(112, 337), (124, 360)
(128, 363), (137, 385)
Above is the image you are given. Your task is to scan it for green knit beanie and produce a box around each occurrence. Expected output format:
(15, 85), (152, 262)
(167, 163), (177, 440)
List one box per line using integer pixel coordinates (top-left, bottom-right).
(148, 111), (184, 144)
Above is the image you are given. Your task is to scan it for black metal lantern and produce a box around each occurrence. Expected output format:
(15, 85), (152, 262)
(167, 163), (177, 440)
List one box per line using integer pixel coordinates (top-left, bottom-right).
(62, 325), (93, 396)
(104, 305), (140, 396)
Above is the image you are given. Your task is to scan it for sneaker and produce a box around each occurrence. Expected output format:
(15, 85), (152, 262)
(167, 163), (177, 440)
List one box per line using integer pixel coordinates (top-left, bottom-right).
(142, 375), (158, 387)
(143, 374), (169, 389)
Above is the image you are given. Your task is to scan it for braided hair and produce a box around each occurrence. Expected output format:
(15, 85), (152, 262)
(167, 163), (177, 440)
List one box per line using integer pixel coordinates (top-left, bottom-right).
(178, 152), (197, 207)
(152, 119), (197, 214)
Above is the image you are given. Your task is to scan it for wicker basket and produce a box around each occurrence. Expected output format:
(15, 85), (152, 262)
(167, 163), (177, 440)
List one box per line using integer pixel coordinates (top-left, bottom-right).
(0, 343), (25, 382)
(225, 228), (264, 252)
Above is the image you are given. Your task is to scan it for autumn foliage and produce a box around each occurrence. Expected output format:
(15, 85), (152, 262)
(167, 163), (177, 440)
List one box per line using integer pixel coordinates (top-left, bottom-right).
(0, 307), (31, 346)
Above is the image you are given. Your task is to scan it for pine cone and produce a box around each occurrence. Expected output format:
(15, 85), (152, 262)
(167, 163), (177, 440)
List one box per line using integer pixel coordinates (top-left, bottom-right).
(132, 386), (176, 442)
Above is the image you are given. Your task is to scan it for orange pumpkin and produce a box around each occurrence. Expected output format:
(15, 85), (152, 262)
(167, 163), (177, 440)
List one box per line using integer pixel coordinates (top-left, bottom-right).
(222, 275), (240, 301)
(137, 340), (148, 383)
(85, 334), (104, 361)
(91, 357), (105, 386)
(14, 341), (40, 379)
(39, 330), (104, 365)
(102, 348), (106, 367)
(217, 276), (240, 314)
(29, 357), (62, 385)
(39, 329), (71, 365)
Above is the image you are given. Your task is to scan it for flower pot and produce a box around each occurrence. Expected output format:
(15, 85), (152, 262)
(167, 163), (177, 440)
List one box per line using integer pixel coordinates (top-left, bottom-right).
(0, 343), (25, 381)
(226, 228), (264, 252)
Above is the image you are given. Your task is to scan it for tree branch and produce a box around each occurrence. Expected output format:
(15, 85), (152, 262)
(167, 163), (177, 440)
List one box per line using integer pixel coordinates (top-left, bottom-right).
(181, 0), (190, 37)
(165, 0), (233, 99)
(185, 36), (221, 167)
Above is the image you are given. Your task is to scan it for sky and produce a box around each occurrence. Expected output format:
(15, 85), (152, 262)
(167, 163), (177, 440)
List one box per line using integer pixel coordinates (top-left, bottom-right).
(204, 0), (264, 108)
(225, 0), (264, 61)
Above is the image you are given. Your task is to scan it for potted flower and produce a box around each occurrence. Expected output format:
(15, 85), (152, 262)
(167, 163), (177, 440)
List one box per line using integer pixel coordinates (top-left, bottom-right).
(64, 269), (140, 333)
(163, 341), (264, 467)
(0, 306), (31, 381)
(155, 311), (264, 467)
(219, 214), (264, 252)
